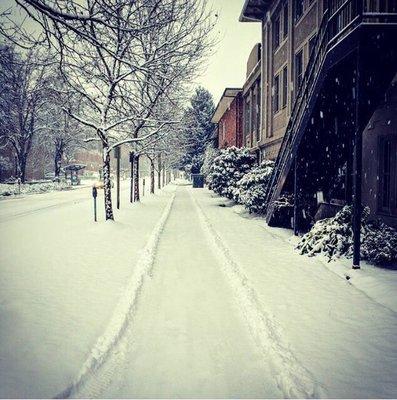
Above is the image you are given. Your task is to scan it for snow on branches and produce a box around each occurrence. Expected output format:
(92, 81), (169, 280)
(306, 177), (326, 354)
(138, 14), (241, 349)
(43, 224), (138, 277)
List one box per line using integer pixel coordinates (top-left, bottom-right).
(207, 147), (256, 200)
(233, 160), (274, 214)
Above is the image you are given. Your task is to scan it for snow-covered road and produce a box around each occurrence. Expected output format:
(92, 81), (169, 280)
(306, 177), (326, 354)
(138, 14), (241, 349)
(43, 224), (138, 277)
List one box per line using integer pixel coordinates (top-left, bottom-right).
(1, 181), (396, 398)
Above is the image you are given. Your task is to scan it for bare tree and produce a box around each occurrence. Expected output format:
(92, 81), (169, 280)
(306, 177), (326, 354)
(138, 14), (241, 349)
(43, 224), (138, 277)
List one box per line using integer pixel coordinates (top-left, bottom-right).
(0, 44), (50, 182)
(3, 0), (215, 220)
(38, 78), (86, 179)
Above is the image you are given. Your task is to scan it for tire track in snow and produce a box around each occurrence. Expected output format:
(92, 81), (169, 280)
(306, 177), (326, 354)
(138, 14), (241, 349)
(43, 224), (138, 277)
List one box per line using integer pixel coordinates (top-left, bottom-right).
(189, 189), (325, 399)
(55, 190), (176, 399)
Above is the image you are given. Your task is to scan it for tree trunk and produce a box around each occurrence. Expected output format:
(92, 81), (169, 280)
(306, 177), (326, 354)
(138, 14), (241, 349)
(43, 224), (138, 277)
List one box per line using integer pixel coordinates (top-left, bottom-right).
(150, 158), (155, 194)
(130, 152), (134, 203)
(157, 154), (161, 189)
(18, 154), (27, 183)
(133, 154), (140, 202)
(102, 147), (114, 220)
(162, 165), (166, 187)
(54, 147), (63, 181)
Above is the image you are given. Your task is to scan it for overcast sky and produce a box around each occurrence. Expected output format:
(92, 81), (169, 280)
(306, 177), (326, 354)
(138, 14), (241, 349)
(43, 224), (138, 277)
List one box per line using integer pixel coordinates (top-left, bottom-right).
(198, 0), (261, 104)
(0, 0), (261, 106)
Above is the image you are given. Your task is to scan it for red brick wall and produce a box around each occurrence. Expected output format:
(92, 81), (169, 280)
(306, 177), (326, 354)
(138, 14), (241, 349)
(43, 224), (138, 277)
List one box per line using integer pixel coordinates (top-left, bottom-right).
(218, 94), (243, 149)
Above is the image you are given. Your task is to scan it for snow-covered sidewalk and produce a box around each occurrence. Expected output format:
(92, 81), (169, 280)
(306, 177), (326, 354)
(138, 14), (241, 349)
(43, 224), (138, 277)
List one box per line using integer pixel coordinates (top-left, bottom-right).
(0, 182), (396, 398)
(191, 188), (397, 398)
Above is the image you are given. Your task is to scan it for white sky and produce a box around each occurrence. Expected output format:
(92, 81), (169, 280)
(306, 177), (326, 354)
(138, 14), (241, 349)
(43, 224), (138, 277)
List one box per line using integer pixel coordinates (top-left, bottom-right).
(0, 0), (261, 105)
(197, 0), (261, 104)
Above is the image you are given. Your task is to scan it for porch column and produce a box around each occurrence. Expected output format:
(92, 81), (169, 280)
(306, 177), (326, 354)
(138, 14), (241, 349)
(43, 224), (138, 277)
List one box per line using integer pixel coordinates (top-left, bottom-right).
(293, 154), (300, 236)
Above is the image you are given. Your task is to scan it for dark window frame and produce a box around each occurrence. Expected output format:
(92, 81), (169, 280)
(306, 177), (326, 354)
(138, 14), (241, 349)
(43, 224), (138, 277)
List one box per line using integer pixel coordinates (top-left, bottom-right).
(295, 50), (303, 97)
(274, 74), (280, 113)
(256, 81), (261, 141)
(283, 3), (289, 38)
(251, 88), (257, 134)
(244, 96), (251, 138)
(282, 66), (288, 109)
(295, 0), (304, 22)
(273, 15), (280, 50)
(378, 136), (397, 216)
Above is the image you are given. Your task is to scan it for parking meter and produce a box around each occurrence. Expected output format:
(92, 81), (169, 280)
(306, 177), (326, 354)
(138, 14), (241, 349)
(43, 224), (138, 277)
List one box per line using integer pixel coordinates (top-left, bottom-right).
(92, 186), (98, 221)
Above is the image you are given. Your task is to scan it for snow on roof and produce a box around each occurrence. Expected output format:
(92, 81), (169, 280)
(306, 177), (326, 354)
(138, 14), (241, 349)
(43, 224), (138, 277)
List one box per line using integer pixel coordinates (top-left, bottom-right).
(239, 0), (269, 22)
(211, 88), (242, 124)
(63, 164), (87, 171)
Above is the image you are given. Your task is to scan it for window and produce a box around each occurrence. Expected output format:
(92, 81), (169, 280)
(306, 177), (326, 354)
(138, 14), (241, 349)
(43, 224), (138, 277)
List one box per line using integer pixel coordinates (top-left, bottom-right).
(283, 3), (288, 38)
(282, 66), (288, 108)
(295, 50), (303, 96)
(252, 89), (257, 133)
(244, 97), (250, 137)
(295, 0), (304, 21)
(256, 81), (261, 141)
(274, 74), (280, 113)
(379, 137), (397, 215)
(308, 34), (316, 60)
(273, 16), (280, 50)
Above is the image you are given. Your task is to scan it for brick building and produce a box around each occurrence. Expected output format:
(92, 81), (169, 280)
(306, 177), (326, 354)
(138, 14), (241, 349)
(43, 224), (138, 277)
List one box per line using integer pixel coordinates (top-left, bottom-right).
(211, 88), (244, 149)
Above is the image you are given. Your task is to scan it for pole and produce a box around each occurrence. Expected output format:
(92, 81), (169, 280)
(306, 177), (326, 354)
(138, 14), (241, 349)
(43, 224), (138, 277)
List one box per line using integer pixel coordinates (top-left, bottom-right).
(352, 44), (363, 270)
(293, 156), (299, 236)
(157, 154), (161, 189)
(129, 151), (134, 203)
(92, 187), (98, 222)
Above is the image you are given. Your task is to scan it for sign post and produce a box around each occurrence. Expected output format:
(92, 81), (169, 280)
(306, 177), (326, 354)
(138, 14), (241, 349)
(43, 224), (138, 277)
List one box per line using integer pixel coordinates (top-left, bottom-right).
(114, 147), (121, 209)
(92, 186), (98, 222)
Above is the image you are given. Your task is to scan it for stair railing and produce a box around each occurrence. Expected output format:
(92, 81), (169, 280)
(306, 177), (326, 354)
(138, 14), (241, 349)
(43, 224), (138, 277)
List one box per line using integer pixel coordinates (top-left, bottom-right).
(264, 0), (364, 220)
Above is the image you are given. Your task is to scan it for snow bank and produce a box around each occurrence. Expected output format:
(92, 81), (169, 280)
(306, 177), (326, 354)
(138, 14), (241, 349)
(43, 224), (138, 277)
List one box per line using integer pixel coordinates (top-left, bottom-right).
(0, 181), (71, 196)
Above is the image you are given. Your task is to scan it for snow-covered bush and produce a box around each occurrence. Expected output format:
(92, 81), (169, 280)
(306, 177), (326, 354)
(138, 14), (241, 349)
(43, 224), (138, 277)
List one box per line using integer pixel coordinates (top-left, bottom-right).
(0, 181), (71, 196)
(297, 205), (397, 266)
(362, 220), (397, 266)
(201, 145), (219, 177)
(207, 147), (256, 199)
(234, 160), (274, 214)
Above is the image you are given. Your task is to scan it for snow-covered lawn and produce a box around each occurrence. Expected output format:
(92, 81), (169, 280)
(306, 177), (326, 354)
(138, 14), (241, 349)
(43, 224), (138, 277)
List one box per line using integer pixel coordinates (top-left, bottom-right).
(0, 182), (396, 398)
(0, 178), (171, 398)
(0, 179), (98, 197)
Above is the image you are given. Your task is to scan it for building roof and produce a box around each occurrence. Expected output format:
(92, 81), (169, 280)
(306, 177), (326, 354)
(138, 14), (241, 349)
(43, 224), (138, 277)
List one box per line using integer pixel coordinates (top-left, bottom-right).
(239, 0), (269, 22)
(211, 88), (242, 123)
(63, 164), (86, 171)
